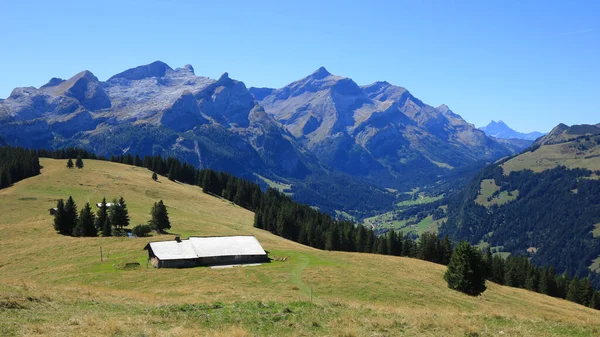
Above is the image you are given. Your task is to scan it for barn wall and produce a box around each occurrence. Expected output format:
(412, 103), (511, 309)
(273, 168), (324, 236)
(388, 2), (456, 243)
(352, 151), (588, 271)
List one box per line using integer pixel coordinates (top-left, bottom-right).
(197, 254), (268, 266)
(159, 258), (199, 268)
(155, 254), (268, 268)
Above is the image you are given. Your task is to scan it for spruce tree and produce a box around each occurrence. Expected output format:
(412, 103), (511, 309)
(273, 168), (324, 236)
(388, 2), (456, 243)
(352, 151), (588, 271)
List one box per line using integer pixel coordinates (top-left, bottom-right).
(109, 197), (130, 230)
(102, 217), (111, 237)
(66, 158), (74, 169)
(590, 291), (600, 310)
(63, 196), (78, 235)
(118, 196), (129, 229)
(444, 241), (487, 296)
(75, 155), (84, 169)
(95, 197), (109, 232)
(149, 200), (171, 233)
(53, 199), (67, 234)
(73, 202), (96, 237)
(0, 170), (11, 189)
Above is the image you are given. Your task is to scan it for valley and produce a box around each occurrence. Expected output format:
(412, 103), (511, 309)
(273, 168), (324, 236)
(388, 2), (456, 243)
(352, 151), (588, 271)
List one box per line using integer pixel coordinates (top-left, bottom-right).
(1, 159), (599, 336)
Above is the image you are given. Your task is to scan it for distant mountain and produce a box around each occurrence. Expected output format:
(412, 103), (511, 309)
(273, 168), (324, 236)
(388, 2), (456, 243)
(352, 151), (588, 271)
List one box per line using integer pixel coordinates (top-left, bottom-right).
(479, 120), (544, 141)
(441, 122), (600, 286)
(251, 67), (523, 189)
(0, 61), (524, 216)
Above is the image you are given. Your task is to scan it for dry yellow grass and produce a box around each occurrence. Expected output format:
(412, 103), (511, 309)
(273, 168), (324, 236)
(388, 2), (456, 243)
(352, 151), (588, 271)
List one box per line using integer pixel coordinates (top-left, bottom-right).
(502, 140), (600, 174)
(0, 159), (599, 336)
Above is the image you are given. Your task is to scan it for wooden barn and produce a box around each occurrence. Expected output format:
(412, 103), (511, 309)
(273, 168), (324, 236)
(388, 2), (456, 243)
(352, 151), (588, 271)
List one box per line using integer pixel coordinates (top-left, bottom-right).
(143, 235), (268, 268)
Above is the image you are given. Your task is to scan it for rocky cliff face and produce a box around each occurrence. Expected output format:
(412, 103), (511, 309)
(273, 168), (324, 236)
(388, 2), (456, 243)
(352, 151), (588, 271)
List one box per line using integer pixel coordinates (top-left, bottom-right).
(0, 61), (525, 215)
(251, 68), (521, 185)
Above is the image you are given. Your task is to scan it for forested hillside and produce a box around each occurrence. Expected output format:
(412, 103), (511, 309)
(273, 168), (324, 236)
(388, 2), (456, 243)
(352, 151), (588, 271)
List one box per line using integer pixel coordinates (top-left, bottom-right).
(0, 147), (40, 189)
(441, 125), (600, 287)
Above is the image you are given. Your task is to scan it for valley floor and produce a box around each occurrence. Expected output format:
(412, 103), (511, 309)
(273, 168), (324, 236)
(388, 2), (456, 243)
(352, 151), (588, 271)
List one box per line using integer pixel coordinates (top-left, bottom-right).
(0, 159), (598, 336)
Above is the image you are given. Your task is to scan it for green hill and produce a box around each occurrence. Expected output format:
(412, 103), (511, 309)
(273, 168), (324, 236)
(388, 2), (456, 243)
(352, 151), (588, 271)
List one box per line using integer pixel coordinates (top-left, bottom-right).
(1, 159), (599, 336)
(442, 124), (600, 287)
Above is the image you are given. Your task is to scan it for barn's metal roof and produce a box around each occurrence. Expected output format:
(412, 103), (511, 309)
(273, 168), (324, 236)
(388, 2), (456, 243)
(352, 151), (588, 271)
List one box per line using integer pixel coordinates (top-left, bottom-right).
(146, 236), (267, 260)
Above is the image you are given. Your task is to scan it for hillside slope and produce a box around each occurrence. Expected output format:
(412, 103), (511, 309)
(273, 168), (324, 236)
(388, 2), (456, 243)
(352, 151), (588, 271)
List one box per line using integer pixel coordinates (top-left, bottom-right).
(0, 159), (599, 336)
(442, 123), (600, 286)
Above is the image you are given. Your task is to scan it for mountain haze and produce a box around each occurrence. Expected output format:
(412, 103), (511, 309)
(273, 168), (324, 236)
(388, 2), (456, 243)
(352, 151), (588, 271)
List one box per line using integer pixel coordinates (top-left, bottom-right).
(480, 120), (544, 141)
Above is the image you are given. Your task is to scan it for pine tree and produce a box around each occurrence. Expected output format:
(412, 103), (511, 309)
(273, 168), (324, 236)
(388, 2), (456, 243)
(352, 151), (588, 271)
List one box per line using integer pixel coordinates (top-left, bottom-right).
(73, 202), (96, 237)
(490, 255), (505, 285)
(0, 170), (11, 189)
(444, 241), (487, 296)
(590, 291), (600, 310)
(53, 199), (67, 234)
(63, 196), (78, 235)
(102, 217), (111, 237)
(152, 172), (158, 181)
(109, 197), (130, 230)
(66, 158), (74, 169)
(95, 197), (109, 232)
(440, 235), (453, 265)
(75, 155), (84, 169)
(149, 200), (171, 233)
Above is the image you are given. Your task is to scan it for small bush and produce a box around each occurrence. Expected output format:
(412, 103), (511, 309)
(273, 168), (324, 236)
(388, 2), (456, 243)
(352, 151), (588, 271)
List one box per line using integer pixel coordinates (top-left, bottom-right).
(132, 224), (152, 237)
(111, 228), (126, 237)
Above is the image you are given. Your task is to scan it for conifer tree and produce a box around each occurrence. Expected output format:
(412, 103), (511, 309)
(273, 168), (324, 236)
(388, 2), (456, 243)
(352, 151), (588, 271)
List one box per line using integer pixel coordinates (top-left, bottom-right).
(444, 241), (487, 296)
(73, 202), (96, 237)
(75, 155), (84, 169)
(53, 199), (67, 234)
(0, 170), (11, 189)
(66, 158), (74, 169)
(109, 197), (130, 230)
(590, 291), (600, 310)
(102, 218), (111, 237)
(95, 197), (109, 232)
(64, 196), (78, 235)
(149, 200), (171, 233)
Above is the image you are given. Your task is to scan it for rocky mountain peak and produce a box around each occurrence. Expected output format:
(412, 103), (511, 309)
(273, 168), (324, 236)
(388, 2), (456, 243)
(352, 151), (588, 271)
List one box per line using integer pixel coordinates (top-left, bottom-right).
(182, 64), (195, 74)
(40, 77), (66, 89)
(481, 120), (545, 141)
(218, 72), (230, 82)
(311, 66), (331, 79)
(108, 60), (173, 82)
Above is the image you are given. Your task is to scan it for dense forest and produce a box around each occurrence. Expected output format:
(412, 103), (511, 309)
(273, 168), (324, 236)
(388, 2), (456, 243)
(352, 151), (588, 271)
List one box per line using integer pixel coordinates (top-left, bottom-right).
(441, 161), (600, 288)
(0, 146), (41, 189)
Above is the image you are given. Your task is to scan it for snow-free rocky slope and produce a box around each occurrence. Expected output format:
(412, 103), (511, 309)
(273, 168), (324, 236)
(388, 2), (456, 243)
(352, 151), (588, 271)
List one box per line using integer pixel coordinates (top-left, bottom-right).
(0, 61), (524, 215)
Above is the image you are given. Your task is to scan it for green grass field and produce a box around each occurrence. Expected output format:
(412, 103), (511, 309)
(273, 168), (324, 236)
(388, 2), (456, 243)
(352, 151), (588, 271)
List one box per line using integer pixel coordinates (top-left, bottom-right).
(475, 179), (519, 207)
(502, 140), (600, 174)
(1, 159), (599, 336)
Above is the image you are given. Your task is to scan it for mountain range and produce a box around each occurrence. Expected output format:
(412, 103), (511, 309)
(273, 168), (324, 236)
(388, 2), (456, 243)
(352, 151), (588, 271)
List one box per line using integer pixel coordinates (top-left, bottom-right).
(0, 61), (528, 216)
(479, 120), (545, 141)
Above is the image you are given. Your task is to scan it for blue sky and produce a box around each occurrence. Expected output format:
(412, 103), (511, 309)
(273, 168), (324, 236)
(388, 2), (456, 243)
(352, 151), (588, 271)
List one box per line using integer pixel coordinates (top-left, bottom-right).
(1, 0), (598, 132)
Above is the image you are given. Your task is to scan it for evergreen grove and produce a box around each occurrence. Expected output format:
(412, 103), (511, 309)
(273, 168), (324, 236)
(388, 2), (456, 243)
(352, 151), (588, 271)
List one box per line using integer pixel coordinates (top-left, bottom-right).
(1, 146), (597, 310)
(54, 195), (170, 237)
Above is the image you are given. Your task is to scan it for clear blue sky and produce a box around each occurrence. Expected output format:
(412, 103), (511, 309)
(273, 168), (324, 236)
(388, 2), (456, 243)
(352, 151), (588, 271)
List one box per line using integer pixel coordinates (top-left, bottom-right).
(1, 0), (598, 132)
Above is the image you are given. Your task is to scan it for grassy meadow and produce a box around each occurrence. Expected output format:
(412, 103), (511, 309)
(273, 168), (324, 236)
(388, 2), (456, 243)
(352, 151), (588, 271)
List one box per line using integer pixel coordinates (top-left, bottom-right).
(502, 140), (600, 174)
(0, 159), (599, 336)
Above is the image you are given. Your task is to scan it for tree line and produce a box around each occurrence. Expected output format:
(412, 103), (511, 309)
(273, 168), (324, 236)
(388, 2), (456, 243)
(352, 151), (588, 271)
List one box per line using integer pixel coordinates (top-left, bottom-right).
(0, 146), (41, 189)
(483, 250), (600, 309)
